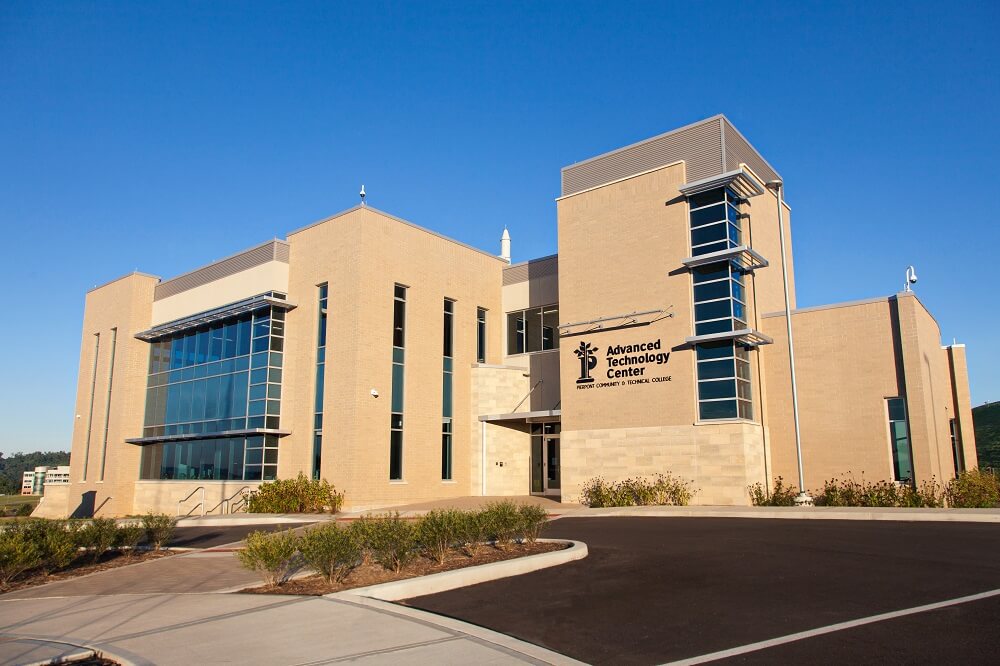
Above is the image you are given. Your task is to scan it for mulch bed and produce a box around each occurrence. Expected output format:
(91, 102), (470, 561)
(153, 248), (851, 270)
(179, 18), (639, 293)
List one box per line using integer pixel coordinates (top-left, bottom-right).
(0, 550), (175, 595)
(242, 541), (568, 596)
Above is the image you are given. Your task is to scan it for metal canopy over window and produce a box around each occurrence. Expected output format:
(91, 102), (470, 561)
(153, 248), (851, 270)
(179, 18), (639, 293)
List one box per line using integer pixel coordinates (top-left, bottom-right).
(678, 168), (765, 200)
(685, 328), (773, 347)
(682, 245), (769, 272)
(135, 293), (295, 342)
(126, 427), (290, 445)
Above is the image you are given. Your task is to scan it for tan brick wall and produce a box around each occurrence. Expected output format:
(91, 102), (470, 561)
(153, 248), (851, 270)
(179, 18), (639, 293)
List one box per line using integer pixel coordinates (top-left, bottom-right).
(284, 208), (506, 510)
(946, 345), (978, 470)
(65, 273), (158, 518)
(560, 422), (767, 505)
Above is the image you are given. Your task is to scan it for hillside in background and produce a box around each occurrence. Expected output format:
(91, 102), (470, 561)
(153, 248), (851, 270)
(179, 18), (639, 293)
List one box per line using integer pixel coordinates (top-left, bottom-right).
(0, 451), (71, 495)
(973, 402), (1000, 470)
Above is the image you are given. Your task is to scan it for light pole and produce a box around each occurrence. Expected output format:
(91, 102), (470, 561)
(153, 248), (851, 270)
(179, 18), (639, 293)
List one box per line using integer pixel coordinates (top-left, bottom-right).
(766, 179), (812, 506)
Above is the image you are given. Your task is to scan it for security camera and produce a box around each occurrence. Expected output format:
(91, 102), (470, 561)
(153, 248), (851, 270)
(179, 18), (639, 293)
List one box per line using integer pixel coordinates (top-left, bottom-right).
(904, 266), (918, 292)
(370, 389), (379, 398)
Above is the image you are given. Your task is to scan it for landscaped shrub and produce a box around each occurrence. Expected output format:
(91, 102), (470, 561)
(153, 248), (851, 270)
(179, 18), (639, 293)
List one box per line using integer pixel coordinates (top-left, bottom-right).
(16, 503), (34, 517)
(0, 528), (41, 585)
(517, 504), (549, 544)
(243, 473), (344, 514)
(78, 518), (118, 563)
(237, 529), (302, 587)
(299, 523), (361, 583)
(945, 469), (1000, 508)
(581, 474), (695, 508)
(348, 515), (378, 566)
(366, 513), (417, 573)
(482, 501), (522, 549)
(115, 522), (146, 558)
(749, 477), (799, 506)
(811, 475), (944, 508)
(142, 513), (177, 550)
(456, 509), (488, 557)
(5, 520), (79, 575)
(416, 510), (464, 564)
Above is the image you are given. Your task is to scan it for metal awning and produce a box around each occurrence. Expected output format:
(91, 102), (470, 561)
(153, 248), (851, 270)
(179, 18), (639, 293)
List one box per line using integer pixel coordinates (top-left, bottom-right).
(126, 428), (291, 445)
(135, 293), (296, 341)
(678, 168), (766, 199)
(682, 245), (769, 272)
(479, 409), (561, 423)
(685, 328), (773, 347)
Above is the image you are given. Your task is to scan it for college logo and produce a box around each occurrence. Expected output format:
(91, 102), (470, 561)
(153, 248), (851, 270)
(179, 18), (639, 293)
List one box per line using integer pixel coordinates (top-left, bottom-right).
(574, 341), (599, 384)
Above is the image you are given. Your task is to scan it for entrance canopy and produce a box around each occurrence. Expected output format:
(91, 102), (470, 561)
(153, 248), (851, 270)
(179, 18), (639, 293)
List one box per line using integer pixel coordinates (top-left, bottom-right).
(479, 409), (561, 423)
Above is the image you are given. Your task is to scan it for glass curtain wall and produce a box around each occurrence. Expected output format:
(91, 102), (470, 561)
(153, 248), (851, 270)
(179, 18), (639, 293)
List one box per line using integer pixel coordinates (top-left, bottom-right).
(390, 285), (407, 480)
(139, 435), (279, 481)
(688, 186), (753, 420)
(312, 284), (328, 479)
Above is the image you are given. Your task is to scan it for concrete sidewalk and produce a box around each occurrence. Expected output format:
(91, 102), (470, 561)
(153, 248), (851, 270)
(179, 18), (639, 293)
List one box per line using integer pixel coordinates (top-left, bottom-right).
(0, 592), (578, 665)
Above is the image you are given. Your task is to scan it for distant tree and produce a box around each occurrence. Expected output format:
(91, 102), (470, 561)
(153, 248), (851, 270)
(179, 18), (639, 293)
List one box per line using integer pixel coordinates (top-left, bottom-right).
(973, 402), (1000, 471)
(0, 451), (71, 495)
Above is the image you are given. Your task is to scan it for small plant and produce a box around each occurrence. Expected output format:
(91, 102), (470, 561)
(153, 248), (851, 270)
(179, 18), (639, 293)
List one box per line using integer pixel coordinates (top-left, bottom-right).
(243, 473), (344, 514)
(366, 513), (417, 573)
(456, 510), (488, 557)
(0, 528), (41, 586)
(416, 510), (463, 564)
(749, 477), (799, 506)
(78, 518), (118, 563)
(482, 501), (522, 549)
(6, 520), (79, 575)
(945, 469), (1000, 508)
(348, 515), (378, 566)
(299, 523), (361, 584)
(141, 513), (177, 550)
(582, 474), (696, 507)
(237, 529), (302, 587)
(517, 504), (549, 544)
(115, 523), (146, 559)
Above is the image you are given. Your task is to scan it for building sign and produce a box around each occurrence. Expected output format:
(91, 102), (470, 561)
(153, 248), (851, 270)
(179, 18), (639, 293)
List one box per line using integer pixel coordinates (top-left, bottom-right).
(574, 339), (671, 390)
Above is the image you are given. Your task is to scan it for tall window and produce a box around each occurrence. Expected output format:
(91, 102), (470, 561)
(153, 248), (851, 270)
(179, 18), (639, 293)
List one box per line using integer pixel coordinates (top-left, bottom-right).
(689, 186), (752, 420)
(476, 307), (487, 363)
(82, 332), (101, 481)
(99, 327), (118, 481)
(312, 284), (328, 480)
(950, 418), (965, 476)
(390, 285), (407, 480)
(442, 299), (454, 480)
(506, 305), (559, 354)
(887, 398), (914, 482)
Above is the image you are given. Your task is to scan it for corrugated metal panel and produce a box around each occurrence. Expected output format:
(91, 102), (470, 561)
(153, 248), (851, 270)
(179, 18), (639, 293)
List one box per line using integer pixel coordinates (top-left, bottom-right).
(722, 117), (781, 183)
(561, 117), (724, 196)
(503, 255), (559, 286)
(154, 240), (289, 301)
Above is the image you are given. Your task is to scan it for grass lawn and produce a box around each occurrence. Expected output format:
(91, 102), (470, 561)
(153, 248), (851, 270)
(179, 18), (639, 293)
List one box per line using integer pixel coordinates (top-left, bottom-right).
(0, 494), (39, 506)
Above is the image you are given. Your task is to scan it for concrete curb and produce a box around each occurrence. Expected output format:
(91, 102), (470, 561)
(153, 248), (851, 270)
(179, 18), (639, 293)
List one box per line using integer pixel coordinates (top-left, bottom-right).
(554, 506), (1000, 522)
(330, 539), (586, 601)
(331, 595), (588, 665)
(175, 514), (334, 527)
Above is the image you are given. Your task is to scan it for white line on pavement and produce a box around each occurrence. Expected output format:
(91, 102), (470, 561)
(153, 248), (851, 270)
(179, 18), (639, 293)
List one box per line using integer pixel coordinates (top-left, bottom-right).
(660, 587), (1000, 666)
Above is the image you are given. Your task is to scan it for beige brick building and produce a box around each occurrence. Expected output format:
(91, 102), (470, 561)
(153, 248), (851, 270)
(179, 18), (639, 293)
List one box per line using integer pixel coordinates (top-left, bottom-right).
(46, 115), (977, 517)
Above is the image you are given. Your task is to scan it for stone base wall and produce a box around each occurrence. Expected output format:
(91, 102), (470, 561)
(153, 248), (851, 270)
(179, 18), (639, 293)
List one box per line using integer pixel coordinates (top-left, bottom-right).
(132, 480), (262, 516)
(560, 423), (768, 506)
(483, 422), (531, 496)
(30, 484), (71, 519)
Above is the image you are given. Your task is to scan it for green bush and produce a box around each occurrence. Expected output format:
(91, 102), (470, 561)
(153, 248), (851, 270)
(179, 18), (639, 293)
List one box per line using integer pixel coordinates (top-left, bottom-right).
(78, 518), (118, 563)
(455, 510), (488, 557)
(365, 513), (417, 573)
(142, 513), (177, 550)
(6, 520), (79, 574)
(416, 510), (463, 564)
(0, 528), (41, 585)
(243, 473), (344, 514)
(299, 523), (361, 583)
(16, 503), (34, 517)
(811, 476), (944, 508)
(348, 515), (378, 566)
(945, 469), (1000, 508)
(237, 529), (302, 587)
(517, 504), (549, 544)
(482, 501), (522, 549)
(749, 477), (799, 506)
(581, 474), (695, 508)
(115, 523), (146, 558)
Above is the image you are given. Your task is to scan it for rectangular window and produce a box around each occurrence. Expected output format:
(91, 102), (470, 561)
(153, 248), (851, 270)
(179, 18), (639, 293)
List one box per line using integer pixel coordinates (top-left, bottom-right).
(950, 418), (965, 476)
(887, 398), (914, 482)
(695, 342), (752, 421)
(138, 434), (278, 481)
(506, 305), (559, 355)
(83, 332), (101, 481)
(476, 307), (487, 363)
(442, 299), (454, 480)
(390, 285), (406, 480)
(312, 284), (328, 480)
(99, 328), (117, 481)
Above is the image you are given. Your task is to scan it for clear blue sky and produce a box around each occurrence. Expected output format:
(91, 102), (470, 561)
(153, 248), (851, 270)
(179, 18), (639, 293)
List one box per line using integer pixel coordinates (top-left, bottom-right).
(1, 1), (997, 454)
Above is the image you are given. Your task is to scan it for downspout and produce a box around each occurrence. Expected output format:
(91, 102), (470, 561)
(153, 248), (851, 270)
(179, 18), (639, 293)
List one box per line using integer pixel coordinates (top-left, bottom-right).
(481, 420), (487, 496)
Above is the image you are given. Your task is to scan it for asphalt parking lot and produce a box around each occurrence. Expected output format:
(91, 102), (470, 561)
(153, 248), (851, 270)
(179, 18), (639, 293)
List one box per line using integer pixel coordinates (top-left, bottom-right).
(405, 517), (1000, 665)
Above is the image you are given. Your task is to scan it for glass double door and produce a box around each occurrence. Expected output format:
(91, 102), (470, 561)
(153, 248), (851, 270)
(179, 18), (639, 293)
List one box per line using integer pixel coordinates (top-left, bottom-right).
(530, 422), (560, 495)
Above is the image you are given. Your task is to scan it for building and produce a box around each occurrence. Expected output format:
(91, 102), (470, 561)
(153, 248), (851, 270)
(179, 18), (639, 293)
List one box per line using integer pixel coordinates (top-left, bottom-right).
(22, 466), (70, 496)
(40, 115), (977, 518)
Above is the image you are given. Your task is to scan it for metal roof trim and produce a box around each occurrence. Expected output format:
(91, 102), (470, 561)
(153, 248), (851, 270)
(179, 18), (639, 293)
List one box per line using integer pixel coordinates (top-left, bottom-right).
(678, 168), (766, 198)
(135, 293), (295, 341)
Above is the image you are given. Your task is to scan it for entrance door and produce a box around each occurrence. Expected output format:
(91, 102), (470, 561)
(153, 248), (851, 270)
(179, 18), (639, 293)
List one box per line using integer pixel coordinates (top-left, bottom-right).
(530, 423), (560, 495)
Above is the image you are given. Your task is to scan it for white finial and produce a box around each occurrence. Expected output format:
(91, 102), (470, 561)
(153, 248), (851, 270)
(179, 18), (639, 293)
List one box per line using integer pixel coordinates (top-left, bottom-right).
(500, 226), (511, 262)
(360, 184), (366, 206)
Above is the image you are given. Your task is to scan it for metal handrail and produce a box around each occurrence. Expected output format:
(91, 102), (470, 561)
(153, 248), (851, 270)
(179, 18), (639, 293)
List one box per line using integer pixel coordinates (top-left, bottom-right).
(94, 496), (113, 516)
(176, 486), (206, 517)
(511, 379), (543, 413)
(207, 485), (251, 515)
